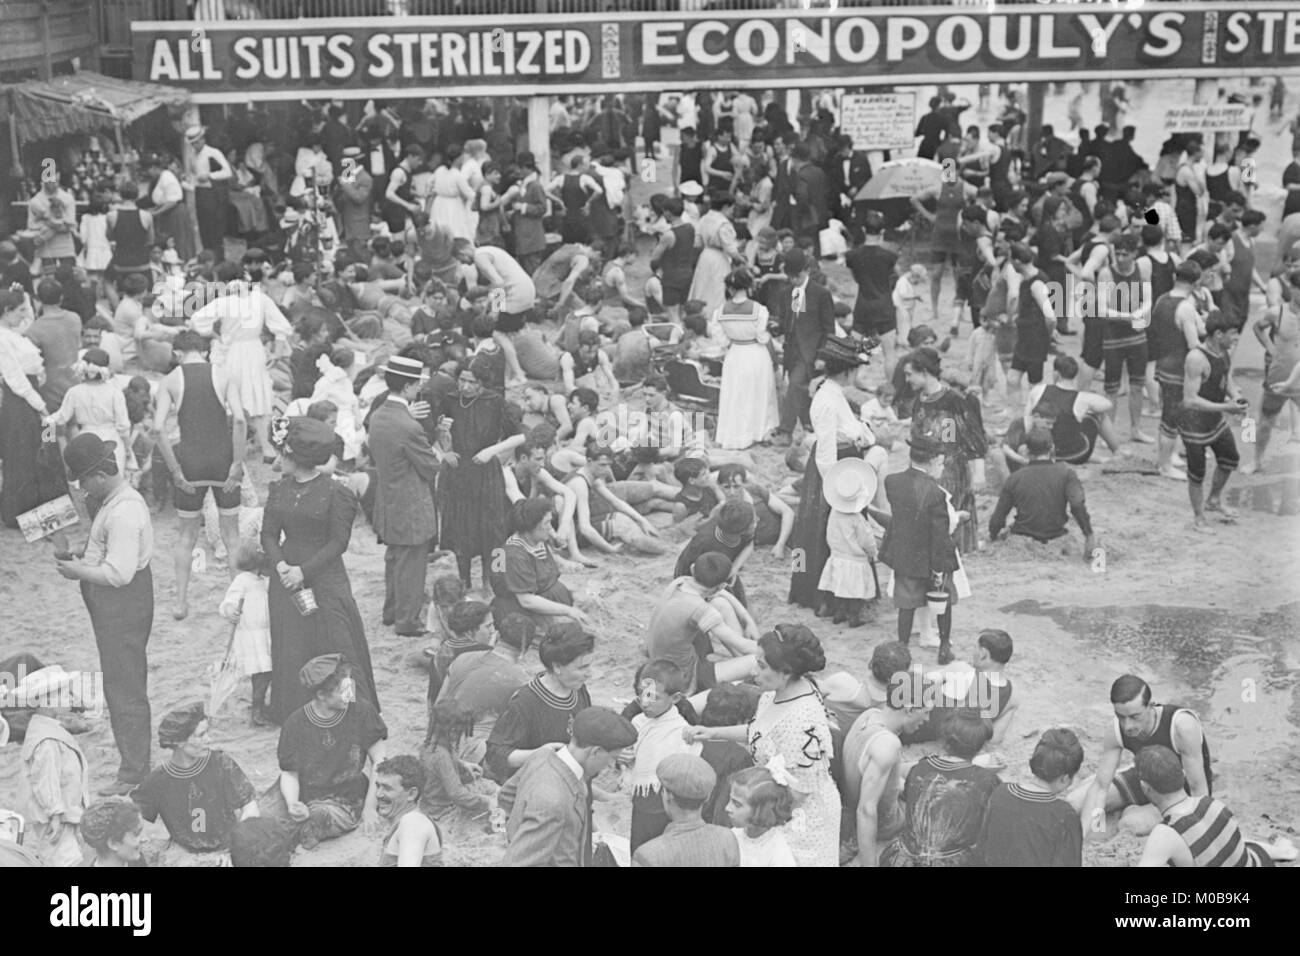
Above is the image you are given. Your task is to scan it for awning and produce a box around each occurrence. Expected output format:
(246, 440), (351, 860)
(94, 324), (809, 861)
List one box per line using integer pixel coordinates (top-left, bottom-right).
(4, 70), (190, 143)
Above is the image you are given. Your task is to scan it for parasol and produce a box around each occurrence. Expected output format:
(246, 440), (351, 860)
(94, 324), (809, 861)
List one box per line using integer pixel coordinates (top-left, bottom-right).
(207, 598), (244, 715)
(855, 158), (944, 202)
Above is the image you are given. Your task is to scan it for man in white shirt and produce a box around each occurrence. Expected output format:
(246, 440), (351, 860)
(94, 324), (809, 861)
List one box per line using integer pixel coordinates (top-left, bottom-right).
(27, 178), (78, 273)
(55, 433), (155, 796)
(186, 126), (234, 257)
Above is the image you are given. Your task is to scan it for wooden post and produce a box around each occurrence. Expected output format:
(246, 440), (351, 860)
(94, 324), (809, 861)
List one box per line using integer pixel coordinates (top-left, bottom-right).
(1026, 81), (1046, 171)
(528, 96), (550, 178)
(39, 0), (54, 80)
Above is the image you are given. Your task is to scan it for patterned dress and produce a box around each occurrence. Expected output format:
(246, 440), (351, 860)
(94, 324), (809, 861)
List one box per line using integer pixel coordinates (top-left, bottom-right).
(748, 689), (842, 867)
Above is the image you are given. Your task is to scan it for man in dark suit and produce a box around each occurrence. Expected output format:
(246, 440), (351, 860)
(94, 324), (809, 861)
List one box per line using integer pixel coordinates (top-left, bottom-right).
(769, 133), (798, 231)
(320, 104), (356, 171)
(879, 434), (961, 664)
(367, 354), (443, 637)
(498, 707), (637, 867)
(776, 248), (836, 441)
(791, 143), (829, 256)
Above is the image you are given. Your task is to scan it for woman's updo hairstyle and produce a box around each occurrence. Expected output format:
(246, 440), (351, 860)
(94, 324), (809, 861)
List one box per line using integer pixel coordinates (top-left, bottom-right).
(902, 347), (942, 381)
(757, 624), (826, 678)
(538, 623), (596, 671)
(724, 268), (753, 295)
(508, 496), (554, 535)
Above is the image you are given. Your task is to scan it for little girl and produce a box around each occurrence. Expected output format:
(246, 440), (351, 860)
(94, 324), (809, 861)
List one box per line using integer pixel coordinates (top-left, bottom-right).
(77, 195), (113, 305)
(725, 764), (797, 867)
(218, 540), (273, 726)
(817, 462), (878, 628)
(44, 349), (130, 473)
(420, 700), (493, 822)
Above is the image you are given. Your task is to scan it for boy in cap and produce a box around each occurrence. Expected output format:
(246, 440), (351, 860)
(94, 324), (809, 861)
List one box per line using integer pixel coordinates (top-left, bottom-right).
(632, 753), (739, 866)
(499, 706), (637, 867)
(130, 701), (259, 866)
(270, 654), (388, 850)
(672, 499), (757, 607)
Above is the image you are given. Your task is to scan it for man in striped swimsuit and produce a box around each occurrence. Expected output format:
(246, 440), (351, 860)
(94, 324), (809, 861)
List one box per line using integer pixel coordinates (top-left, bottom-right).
(1136, 745), (1296, 867)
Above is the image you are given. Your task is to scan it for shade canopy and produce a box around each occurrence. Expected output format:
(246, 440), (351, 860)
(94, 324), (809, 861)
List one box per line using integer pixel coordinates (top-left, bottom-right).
(4, 70), (190, 143)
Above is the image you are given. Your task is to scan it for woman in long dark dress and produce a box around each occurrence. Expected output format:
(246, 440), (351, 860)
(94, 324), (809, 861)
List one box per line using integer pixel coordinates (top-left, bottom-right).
(437, 354), (525, 588)
(788, 338), (880, 611)
(0, 288), (67, 527)
(903, 348), (987, 555)
(262, 417), (378, 723)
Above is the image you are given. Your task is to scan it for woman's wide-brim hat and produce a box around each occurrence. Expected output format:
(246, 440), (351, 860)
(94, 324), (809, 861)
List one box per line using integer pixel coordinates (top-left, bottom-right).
(823, 457), (878, 514)
(816, 336), (872, 368)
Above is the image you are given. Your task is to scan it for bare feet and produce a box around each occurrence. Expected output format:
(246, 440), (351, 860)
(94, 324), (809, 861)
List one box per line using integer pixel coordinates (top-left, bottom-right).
(172, 600), (189, 621)
(1205, 501), (1239, 522)
(1190, 515), (1216, 534)
(1131, 430), (1154, 444)
(1239, 460), (1262, 476)
(1159, 466), (1187, 482)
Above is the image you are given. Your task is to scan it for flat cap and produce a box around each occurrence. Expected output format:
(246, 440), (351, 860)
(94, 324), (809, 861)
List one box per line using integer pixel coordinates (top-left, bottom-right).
(298, 653), (343, 690)
(571, 706), (637, 750)
(158, 701), (206, 748)
(656, 753), (717, 800)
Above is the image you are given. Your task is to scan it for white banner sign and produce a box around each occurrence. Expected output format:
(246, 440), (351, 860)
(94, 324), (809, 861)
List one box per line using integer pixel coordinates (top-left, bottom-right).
(840, 92), (916, 152)
(1162, 104), (1252, 133)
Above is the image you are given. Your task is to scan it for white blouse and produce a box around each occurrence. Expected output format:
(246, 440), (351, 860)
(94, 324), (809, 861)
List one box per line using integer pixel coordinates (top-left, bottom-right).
(0, 326), (46, 411)
(152, 169), (183, 206)
(810, 377), (874, 479)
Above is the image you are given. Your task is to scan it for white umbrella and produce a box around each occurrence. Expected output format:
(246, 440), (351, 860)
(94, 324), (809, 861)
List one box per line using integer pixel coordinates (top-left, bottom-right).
(855, 158), (944, 202)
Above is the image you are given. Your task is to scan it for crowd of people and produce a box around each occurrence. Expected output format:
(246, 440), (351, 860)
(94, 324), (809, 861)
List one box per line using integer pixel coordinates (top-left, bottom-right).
(0, 82), (1296, 868)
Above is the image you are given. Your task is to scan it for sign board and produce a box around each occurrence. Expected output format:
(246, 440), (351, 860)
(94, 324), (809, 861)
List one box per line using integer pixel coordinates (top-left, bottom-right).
(840, 93), (916, 152)
(133, 5), (1300, 102)
(1162, 104), (1252, 133)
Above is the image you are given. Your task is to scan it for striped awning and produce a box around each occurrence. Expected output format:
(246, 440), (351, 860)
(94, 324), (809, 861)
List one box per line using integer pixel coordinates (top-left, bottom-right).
(5, 70), (190, 142)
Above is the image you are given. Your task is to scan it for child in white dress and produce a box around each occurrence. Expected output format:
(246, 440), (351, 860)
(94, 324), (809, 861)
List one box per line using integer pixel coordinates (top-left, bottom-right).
(817, 459), (879, 628)
(725, 764), (797, 867)
(218, 540), (273, 726)
(44, 349), (130, 473)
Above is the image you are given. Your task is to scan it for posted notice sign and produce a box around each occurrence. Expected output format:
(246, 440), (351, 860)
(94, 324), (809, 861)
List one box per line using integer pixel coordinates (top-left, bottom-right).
(133, 5), (1300, 102)
(1162, 104), (1253, 133)
(840, 93), (916, 152)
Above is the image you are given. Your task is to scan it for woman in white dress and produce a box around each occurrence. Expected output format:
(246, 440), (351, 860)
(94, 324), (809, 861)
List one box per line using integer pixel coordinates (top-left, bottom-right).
(688, 192), (744, 317)
(428, 148), (476, 242)
(148, 153), (197, 260)
(715, 269), (779, 450)
(686, 625), (841, 867)
(191, 276), (294, 462)
(732, 91), (759, 152)
(460, 139), (490, 239)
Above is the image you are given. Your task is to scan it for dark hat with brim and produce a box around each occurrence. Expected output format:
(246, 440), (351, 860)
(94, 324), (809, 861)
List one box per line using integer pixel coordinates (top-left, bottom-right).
(64, 432), (117, 481)
(816, 336), (872, 368)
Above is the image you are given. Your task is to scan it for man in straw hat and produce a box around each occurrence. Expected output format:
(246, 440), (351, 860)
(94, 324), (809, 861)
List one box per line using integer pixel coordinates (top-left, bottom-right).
(336, 146), (374, 246)
(185, 125), (233, 257)
(368, 353), (442, 638)
(878, 432), (960, 665)
(268, 654), (388, 850)
(499, 705), (637, 867)
(55, 432), (155, 795)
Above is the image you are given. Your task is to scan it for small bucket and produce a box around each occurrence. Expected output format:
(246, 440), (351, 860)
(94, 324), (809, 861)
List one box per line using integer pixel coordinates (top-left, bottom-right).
(293, 587), (318, 616)
(925, 589), (949, 616)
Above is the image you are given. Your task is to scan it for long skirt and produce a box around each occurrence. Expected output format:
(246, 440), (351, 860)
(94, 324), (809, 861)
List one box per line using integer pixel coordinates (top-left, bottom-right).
(267, 565), (378, 723)
(154, 203), (198, 260)
(716, 343), (779, 449)
(438, 459), (508, 570)
(688, 247), (731, 318)
(0, 379), (69, 528)
(788, 443), (861, 608)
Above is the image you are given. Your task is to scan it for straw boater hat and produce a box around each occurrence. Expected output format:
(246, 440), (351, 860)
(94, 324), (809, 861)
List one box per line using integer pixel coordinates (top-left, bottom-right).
(341, 146), (362, 159)
(378, 355), (425, 380)
(678, 180), (704, 198)
(185, 125), (207, 144)
(823, 457), (878, 514)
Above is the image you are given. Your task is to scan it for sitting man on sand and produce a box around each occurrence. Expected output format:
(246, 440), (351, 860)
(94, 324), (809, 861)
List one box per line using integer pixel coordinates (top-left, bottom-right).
(1069, 675), (1211, 838)
(1134, 745), (1296, 867)
(988, 426), (1098, 555)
